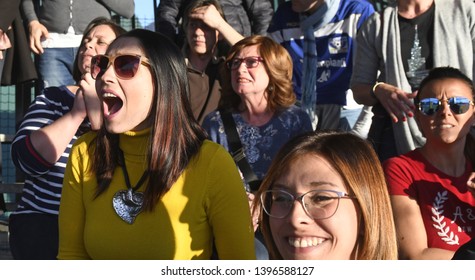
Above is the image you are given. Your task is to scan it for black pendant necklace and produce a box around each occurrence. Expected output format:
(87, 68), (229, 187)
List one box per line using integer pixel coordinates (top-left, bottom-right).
(112, 149), (148, 224)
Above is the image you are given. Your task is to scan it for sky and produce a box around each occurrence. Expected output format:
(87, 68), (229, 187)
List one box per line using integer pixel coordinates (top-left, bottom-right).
(134, 0), (157, 28)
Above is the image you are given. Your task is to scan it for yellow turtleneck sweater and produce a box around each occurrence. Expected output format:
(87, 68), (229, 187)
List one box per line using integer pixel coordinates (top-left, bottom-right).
(58, 129), (255, 259)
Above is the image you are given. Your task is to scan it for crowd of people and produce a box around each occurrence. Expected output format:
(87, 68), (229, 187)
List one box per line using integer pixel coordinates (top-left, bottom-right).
(1, 0), (475, 260)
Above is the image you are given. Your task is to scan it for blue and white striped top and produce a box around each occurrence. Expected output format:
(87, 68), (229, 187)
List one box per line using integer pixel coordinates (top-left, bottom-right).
(10, 86), (88, 216)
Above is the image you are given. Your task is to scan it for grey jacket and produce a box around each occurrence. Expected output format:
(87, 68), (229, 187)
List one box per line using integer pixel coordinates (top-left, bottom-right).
(21, 0), (135, 34)
(156, 0), (273, 43)
(351, 0), (475, 155)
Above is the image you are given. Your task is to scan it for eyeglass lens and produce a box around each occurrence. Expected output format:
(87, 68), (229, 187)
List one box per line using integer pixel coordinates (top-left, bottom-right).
(418, 97), (473, 116)
(91, 55), (141, 80)
(261, 190), (343, 220)
(228, 56), (262, 70)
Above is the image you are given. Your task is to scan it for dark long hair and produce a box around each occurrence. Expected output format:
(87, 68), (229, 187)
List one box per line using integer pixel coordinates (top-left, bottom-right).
(92, 29), (207, 211)
(72, 17), (126, 82)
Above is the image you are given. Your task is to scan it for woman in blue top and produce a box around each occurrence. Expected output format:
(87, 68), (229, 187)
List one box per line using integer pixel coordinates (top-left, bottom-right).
(202, 35), (312, 259)
(203, 35), (312, 188)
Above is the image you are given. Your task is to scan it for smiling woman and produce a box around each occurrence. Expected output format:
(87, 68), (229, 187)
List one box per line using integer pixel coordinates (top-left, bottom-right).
(254, 130), (398, 260)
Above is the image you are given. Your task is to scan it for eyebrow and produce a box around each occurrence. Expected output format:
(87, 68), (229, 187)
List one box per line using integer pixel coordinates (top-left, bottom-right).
(272, 181), (340, 191)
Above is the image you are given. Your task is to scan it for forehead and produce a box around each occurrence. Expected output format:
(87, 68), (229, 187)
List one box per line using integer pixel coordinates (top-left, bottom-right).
(107, 37), (144, 56)
(87, 24), (115, 36)
(275, 154), (346, 192)
(236, 44), (260, 57)
(419, 78), (473, 99)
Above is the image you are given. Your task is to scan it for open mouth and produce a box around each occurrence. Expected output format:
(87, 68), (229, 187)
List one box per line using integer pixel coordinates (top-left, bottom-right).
(102, 92), (123, 117)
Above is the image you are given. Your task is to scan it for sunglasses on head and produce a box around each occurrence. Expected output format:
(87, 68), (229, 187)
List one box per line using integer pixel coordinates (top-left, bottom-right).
(91, 54), (150, 80)
(417, 96), (475, 116)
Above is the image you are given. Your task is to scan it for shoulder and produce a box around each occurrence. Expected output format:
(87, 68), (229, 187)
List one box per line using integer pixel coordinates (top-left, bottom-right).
(70, 132), (96, 154)
(280, 105), (310, 119)
(192, 140), (233, 167)
(339, 0), (375, 13)
(383, 150), (421, 172)
(202, 110), (222, 128)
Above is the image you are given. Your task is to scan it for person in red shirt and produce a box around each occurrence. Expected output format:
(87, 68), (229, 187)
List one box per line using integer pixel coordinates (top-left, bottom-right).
(384, 66), (475, 259)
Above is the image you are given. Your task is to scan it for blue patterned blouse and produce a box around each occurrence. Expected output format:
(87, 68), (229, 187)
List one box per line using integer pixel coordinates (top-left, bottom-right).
(202, 105), (313, 184)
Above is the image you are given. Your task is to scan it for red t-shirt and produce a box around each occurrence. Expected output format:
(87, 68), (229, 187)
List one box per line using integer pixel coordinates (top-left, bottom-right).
(384, 150), (475, 251)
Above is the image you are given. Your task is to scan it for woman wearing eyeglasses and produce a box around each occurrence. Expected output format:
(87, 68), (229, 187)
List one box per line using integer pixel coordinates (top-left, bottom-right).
(253, 130), (398, 260)
(9, 17), (125, 260)
(202, 35), (312, 191)
(201, 35), (312, 259)
(57, 29), (256, 259)
(384, 66), (475, 259)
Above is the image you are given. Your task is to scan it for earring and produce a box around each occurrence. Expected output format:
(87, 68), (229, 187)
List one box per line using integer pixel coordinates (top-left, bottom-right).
(268, 85), (274, 92)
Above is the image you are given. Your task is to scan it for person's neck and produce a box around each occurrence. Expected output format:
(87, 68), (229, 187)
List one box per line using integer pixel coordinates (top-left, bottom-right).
(239, 94), (273, 126)
(188, 52), (213, 72)
(419, 141), (467, 177)
(398, 0), (434, 19)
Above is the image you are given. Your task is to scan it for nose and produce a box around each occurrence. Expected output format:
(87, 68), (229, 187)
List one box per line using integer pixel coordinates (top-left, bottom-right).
(287, 199), (313, 225)
(99, 62), (116, 83)
(236, 60), (248, 73)
(439, 99), (452, 116)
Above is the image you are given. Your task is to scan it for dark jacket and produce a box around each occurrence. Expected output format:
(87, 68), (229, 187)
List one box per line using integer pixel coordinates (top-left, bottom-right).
(186, 58), (224, 124)
(1, 0), (37, 85)
(156, 0), (274, 46)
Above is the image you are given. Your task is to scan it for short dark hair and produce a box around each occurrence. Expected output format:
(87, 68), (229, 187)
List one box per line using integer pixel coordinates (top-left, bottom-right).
(416, 66), (475, 104)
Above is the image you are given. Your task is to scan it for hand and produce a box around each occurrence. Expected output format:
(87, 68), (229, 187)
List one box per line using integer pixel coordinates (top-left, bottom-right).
(80, 73), (102, 130)
(28, 20), (49, 54)
(70, 87), (88, 121)
(467, 172), (475, 198)
(247, 192), (260, 232)
(373, 82), (417, 123)
(189, 4), (226, 30)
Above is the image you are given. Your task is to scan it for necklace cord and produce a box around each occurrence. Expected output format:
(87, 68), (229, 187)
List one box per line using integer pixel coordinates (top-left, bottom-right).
(118, 149), (149, 192)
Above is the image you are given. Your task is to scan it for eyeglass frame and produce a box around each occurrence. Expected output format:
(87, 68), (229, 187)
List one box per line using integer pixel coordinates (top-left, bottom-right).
(416, 96), (475, 116)
(226, 56), (264, 70)
(91, 54), (151, 80)
(260, 189), (355, 220)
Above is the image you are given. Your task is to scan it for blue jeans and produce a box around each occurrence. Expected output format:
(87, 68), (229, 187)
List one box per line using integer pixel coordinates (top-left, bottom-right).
(36, 47), (77, 89)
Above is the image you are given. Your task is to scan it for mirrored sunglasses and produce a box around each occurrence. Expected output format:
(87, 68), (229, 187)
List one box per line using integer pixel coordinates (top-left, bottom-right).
(91, 54), (150, 80)
(417, 96), (474, 116)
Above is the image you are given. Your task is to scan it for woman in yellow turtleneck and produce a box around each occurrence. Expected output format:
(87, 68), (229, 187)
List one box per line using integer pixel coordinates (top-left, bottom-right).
(58, 29), (255, 260)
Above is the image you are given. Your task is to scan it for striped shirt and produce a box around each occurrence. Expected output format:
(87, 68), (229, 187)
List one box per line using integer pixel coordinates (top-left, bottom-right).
(10, 85), (88, 215)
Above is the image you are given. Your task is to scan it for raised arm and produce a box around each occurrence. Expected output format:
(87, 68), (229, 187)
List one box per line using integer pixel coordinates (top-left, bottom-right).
(189, 4), (244, 46)
(350, 13), (416, 123)
(11, 87), (88, 176)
